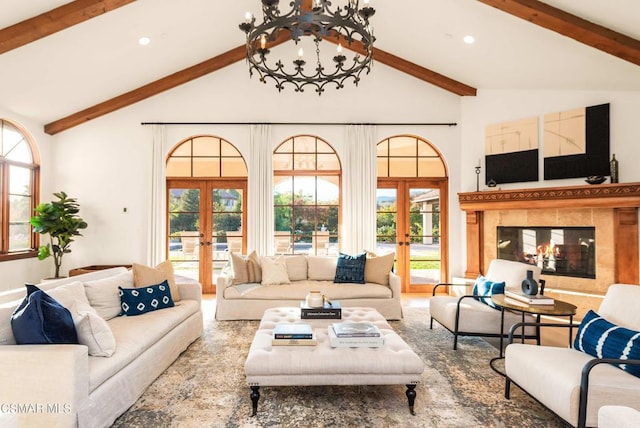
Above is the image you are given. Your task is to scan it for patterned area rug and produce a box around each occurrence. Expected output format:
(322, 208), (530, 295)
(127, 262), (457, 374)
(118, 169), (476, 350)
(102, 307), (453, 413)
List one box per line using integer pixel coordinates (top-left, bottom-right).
(112, 301), (571, 427)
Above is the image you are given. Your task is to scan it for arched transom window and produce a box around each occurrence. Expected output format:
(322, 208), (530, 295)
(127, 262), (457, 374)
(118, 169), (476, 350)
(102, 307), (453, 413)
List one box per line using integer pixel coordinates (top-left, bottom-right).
(273, 135), (341, 255)
(1, 119), (40, 260)
(377, 135), (447, 178)
(166, 135), (247, 178)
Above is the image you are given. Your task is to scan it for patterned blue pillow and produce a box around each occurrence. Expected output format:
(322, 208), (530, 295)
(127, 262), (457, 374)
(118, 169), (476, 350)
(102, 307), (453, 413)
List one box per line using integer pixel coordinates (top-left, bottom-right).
(119, 280), (175, 316)
(574, 309), (640, 377)
(472, 275), (505, 310)
(334, 252), (366, 284)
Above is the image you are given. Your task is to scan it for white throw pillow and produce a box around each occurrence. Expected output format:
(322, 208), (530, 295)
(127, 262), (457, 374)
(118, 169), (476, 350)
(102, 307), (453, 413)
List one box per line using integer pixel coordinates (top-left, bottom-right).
(84, 271), (134, 320)
(285, 255), (308, 281)
(69, 300), (116, 357)
(46, 281), (91, 309)
(307, 256), (338, 281)
(261, 256), (290, 285)
(364, 251), (396, 285)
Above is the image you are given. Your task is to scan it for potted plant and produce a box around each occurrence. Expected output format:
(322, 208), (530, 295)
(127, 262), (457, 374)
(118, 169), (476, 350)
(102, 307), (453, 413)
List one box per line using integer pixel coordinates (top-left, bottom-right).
(30, 191), (88, 279)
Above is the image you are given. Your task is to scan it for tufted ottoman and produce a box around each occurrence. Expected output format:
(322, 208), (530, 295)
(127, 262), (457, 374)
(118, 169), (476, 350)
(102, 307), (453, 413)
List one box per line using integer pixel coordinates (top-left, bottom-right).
(244, 307), (424, 416)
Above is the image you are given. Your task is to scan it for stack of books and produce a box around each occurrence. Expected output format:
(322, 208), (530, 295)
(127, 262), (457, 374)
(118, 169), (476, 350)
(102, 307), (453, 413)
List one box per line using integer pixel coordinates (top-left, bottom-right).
(505, 289), (555, 306)
(328, 321), (384, 348)
(300, 300), (342, 319)
(272, 323), (317, 346)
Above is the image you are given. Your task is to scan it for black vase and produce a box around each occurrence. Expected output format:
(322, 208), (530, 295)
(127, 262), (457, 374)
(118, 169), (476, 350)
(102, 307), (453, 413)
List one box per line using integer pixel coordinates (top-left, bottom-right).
(521, 270), (538, 295)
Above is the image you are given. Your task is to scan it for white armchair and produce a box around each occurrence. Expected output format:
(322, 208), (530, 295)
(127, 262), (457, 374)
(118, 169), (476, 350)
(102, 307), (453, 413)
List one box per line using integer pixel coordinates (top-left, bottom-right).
(505, 284), (640, 428)
(429, 259), (542, 350)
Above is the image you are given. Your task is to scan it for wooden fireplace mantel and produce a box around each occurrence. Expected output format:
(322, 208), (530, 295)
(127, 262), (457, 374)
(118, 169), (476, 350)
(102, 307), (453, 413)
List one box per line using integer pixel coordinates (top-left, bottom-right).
(458, 182), (640, 283)
(459, 182), (640, 211)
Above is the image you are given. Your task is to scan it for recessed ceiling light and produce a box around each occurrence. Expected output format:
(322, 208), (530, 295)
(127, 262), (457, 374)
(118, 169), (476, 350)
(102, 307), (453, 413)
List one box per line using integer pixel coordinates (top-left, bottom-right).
(138, 36), (151, 46)
(463, 35), (475, 44)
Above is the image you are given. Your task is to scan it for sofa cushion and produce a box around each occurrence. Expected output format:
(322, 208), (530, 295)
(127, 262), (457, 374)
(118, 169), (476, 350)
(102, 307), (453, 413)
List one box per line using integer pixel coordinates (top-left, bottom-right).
(223, 281), (392, 300)
(88, 299), (200, 392)
(69, 300), (116, 357)
(574, 309), (640, 377)
(364, 251), (395, 285)
(229, 251), (262, 285)
(84, 270), (134, 320)
(308, 256), (337, 281)
(261, 256), (290, 285)
(334, 252), (366, 284)
(133, 261), (180, 302)
(11, 284), (78, 345)
(285, 255), (308, 281)
(119, 281), (175, 316)
(46, 280), (91, 308)
(0, 299), (22, 345)
(472, 275), (505, 310)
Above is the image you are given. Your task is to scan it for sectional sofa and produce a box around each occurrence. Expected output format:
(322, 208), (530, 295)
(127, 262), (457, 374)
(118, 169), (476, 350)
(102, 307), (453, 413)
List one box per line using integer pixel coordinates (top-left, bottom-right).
(215, 253), (402, 320)
(0, 266), (203, 428)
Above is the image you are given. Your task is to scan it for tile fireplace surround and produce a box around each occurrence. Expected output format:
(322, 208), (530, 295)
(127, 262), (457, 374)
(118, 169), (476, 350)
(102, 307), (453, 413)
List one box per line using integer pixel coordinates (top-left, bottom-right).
(459, 182), (640, 318)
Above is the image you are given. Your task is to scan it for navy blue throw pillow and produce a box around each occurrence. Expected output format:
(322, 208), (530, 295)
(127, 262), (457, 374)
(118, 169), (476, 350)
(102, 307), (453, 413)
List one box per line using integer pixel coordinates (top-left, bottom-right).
(472, 275), (505, 310)
(574, 309), (640, 378)
(334, 252), (366, 284)
(11, 283), (79, 345)
(119, 280), (175, 316)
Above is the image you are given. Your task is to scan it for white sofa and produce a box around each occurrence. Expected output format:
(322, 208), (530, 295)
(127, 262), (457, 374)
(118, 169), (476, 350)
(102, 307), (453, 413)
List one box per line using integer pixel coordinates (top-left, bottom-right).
(216, 254), (403, 320)
(0, 267), (203, 428)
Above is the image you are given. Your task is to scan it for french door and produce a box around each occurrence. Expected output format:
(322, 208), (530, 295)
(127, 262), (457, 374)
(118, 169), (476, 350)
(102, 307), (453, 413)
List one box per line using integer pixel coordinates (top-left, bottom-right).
(376, 179), (448, 293)
(167, 179), (247, 293)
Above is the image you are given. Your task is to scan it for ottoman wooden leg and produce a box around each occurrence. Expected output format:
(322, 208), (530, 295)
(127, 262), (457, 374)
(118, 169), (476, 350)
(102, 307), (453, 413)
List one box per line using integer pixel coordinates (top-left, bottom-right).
(250, 386), (260, 416)
(405, 384), (417, 415)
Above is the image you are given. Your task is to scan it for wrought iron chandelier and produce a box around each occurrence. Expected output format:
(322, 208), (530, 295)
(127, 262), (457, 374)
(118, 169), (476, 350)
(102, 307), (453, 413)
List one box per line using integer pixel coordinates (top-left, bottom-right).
(239, 0), (375, 94)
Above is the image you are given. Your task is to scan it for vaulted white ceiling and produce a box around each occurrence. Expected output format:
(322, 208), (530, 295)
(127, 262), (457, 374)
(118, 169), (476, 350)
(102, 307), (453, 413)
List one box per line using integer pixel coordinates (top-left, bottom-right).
(1, 0), (639, 134)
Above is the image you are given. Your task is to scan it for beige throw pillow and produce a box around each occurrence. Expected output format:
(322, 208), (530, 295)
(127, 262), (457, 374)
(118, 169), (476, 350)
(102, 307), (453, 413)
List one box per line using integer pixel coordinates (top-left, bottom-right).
(133, 261), (180, 302)
(84, 271), (134, 320)
(260, 256), (290, 285)
(364, 251), (395, 285)
(285, 255), (308, 281)
(229, 251), (262, 285)
(307, 256), (338, 281)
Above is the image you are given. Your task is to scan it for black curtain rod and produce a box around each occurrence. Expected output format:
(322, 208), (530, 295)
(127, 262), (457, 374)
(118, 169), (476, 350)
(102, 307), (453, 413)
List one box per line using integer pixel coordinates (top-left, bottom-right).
(140, 121), (457, 126)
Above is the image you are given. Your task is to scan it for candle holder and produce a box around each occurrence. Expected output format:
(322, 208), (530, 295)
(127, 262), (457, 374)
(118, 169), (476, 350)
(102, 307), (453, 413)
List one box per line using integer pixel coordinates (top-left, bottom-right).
(475, 166), (481, 192)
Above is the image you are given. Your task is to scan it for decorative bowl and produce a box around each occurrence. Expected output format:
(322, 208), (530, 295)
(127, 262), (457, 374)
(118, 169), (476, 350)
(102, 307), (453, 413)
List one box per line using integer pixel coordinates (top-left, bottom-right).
(585, 175), (607, 185)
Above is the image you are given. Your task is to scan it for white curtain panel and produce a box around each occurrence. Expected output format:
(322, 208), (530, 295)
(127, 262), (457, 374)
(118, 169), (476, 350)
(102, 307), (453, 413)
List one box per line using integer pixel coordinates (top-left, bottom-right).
(148, 124), (167, 265)
(248, 124), (274, 255)
(343, 125), (378, 254)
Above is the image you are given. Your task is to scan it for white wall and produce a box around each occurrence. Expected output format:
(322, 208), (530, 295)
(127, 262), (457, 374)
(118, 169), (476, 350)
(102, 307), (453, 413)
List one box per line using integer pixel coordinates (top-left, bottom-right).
(457, 90), (640, 276)
(43, 61), (464, 280)
(0, 109), (55, 290)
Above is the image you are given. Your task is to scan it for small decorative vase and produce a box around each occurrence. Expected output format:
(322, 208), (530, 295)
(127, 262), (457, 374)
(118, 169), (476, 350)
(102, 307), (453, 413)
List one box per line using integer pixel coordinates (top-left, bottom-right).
(610, 154), (619, 183)
(521, 270), (538, 295)
(305, 291), (324, 308)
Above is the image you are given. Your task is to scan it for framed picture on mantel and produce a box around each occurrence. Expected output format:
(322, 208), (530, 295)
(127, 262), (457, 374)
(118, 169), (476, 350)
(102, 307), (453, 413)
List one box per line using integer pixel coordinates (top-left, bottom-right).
(485, 116), (539, 185)
(543, 103), (610, 180)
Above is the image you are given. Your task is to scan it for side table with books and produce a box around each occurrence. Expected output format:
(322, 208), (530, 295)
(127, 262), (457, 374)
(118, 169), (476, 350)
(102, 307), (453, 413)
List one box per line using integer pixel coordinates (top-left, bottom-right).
(490, 293), (577, 356)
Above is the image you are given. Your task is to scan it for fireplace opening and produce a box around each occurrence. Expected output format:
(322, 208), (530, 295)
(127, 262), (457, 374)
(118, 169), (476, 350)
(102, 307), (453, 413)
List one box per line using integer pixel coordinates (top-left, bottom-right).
(497, 226), (595, 279)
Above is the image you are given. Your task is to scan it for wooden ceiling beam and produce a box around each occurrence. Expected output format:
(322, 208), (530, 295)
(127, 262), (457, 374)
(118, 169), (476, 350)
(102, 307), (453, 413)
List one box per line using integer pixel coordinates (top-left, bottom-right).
(325, 35), (477, 96)
(44, 33), (290, 135)
(0, 0), (137, 55)
(478, 0), (640, 66)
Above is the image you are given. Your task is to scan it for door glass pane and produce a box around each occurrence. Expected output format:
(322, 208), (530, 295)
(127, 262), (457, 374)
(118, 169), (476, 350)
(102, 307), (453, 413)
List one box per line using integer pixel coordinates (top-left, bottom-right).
(376, 188), (397, 253)
(212, 187), (244, 281)
(9, 194), (32, 251)
(168, 188), (200, 281)
(409, 188), (441, 285)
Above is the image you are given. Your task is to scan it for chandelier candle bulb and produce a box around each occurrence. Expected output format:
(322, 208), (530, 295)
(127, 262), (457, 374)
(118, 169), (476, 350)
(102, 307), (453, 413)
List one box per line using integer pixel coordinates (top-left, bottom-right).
(298, 48), (304, 58)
